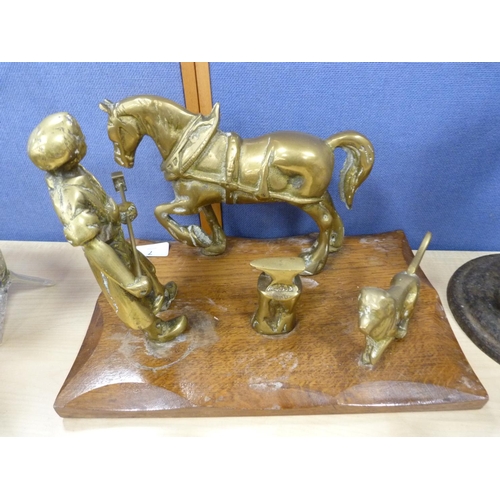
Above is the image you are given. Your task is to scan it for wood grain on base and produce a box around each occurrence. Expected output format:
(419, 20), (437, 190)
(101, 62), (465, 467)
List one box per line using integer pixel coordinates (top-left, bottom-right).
(54, 232), (488, 417)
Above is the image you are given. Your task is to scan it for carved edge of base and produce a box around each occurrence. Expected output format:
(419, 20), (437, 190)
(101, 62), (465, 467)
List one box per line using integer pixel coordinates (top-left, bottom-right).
(53, 305), (104, 413)
(54, 380), (487, 418)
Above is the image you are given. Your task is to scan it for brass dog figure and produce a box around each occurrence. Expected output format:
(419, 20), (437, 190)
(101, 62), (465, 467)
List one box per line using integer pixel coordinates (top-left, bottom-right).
(100, 96), (374, 275)
(358, 232), (432, 365)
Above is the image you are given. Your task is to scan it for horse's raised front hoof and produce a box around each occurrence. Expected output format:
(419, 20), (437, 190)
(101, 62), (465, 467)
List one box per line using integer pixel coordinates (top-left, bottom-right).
(189, 224), (226, 256)
(187, 224), (212, 248)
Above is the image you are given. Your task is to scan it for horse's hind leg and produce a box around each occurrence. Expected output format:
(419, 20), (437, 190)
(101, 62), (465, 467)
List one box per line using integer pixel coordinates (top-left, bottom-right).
(197, 205), (226, 255)
(296, 196), (333, 275)
(322, 192), (344, 252)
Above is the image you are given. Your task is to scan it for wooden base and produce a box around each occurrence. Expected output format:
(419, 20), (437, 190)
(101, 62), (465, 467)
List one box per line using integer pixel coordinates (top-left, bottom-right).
(54, 231), (488, 417)
(448, 254), (500, 365)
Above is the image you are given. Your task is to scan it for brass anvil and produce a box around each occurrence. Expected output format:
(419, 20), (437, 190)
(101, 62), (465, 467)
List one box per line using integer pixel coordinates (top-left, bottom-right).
(250, 257), (305, 335)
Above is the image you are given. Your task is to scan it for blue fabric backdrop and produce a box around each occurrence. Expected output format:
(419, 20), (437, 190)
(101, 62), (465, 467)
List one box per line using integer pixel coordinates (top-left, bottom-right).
(2, 62), (500, 251)
(211, 62), (500, 251)
(0, 62), (197, 243)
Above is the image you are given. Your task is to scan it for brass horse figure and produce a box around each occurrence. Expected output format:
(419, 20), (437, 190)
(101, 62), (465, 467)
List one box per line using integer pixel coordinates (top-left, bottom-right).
(100, 95), (374, 275)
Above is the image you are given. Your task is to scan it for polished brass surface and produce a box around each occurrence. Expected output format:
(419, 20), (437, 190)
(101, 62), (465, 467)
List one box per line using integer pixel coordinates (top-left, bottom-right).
(111, 171), (141, 277)
(358, 232), (432, 365)
(250, 257), (305, 334)
(100, 95), (374, 275)
(27, 112), (187, 343)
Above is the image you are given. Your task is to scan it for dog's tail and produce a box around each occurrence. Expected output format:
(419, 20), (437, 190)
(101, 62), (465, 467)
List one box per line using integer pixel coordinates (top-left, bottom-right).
(407, 232), (432, 275)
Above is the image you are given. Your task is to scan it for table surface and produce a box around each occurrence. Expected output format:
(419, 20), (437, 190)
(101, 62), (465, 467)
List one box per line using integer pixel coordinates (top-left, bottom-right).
(1, 239), (499, 436)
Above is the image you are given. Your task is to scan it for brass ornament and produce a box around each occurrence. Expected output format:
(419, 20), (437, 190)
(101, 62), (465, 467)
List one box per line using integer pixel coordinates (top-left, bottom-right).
(100, 96), (375, 275)
(358, 232), (432, 365)
(27, 112), (187, 343)
(250, 257), (305, 335)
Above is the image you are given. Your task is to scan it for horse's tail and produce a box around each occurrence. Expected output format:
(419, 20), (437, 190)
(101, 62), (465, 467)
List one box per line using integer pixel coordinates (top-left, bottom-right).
(325, 131), (375, 209)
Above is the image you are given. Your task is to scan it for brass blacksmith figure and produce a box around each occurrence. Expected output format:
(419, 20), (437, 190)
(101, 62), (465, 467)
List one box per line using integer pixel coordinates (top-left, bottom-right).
(27, 112), (187, 342)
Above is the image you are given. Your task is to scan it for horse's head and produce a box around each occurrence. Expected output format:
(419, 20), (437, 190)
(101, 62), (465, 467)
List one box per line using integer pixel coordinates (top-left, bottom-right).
(99, 99), (142, 168)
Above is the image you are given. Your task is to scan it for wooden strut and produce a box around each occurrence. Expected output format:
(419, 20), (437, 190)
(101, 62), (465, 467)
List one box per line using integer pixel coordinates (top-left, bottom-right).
(180, 62), (223, 232)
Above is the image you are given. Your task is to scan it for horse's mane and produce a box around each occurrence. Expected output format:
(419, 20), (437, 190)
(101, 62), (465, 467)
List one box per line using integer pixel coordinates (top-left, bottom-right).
(115, 95), (194, 122)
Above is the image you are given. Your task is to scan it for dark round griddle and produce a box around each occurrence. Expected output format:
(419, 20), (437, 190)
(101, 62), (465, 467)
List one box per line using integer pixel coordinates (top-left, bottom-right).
(447, 254), (500, 365)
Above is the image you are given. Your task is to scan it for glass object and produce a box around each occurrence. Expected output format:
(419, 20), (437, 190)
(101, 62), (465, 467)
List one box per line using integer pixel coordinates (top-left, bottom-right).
(0, 248), (54, 344)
